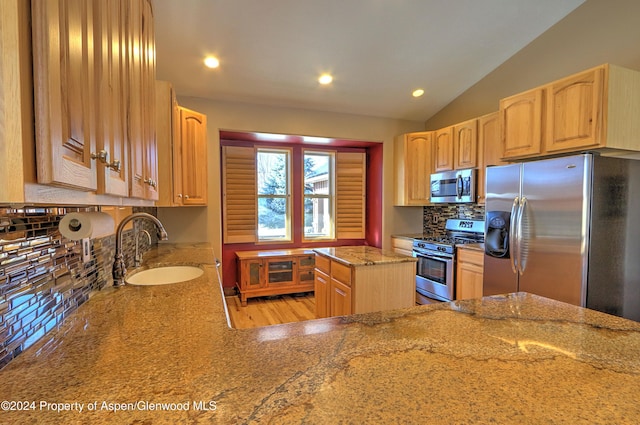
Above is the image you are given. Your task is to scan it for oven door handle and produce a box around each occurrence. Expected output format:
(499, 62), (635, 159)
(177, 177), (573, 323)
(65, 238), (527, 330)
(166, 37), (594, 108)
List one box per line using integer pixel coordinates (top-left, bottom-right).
(509, 196), (519, 274)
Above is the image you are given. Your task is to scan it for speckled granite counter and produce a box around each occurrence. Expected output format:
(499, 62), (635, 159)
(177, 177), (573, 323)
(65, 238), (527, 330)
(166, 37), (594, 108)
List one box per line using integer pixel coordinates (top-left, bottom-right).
(1, 243), (640, 424)
(313, 245), (418, 266)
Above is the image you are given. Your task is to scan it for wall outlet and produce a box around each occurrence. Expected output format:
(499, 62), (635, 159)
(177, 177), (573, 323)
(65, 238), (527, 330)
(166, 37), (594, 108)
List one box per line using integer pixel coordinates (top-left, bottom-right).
(81, 238), (91, 263)
(432, 214), (440, 224)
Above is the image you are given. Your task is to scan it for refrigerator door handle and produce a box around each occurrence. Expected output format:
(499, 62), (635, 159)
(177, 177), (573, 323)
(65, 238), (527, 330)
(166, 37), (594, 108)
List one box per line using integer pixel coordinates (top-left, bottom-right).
(509, 197), (520, 274)
(516, 197), (528, 275)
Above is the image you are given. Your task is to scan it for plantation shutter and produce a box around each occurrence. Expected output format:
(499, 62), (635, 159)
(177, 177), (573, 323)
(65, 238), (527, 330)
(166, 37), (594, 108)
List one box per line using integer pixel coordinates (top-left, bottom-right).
(336, 152), (366, 239)
(222, 146), (257, 243)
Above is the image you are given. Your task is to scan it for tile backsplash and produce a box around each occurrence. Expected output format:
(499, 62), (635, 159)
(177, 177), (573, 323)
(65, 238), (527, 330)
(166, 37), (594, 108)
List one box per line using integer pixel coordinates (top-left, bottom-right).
(422, 204), (485, 236)
(0, 206), (157, 369)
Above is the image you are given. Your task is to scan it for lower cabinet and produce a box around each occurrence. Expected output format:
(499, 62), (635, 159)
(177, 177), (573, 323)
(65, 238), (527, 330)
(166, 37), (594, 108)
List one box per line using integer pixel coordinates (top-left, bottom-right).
(236, 249), (315, 306)
(390, 236), (414, 257)
(314, 251), (415, 318)
(456, 247), (484, 300)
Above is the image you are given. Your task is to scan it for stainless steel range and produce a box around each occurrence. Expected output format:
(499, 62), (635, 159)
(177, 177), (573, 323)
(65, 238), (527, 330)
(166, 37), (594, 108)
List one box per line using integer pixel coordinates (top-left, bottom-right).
(413, 219), (484, 303)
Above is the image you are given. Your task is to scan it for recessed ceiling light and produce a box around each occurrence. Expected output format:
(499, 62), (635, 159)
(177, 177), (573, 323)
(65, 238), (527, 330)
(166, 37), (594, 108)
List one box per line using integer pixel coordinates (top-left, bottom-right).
(412, 88), (425, 97)
(319, 74), (333, 85)
(204, 56), (220, 69)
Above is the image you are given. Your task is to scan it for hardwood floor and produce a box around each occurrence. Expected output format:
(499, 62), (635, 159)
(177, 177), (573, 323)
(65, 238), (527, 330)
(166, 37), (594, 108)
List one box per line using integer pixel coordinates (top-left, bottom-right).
(225, 292), (316, 329)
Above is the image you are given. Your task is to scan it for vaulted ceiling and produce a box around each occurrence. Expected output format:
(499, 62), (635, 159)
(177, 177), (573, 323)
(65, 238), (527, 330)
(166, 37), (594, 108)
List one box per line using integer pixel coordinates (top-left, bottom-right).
(154, 0), (585, 122)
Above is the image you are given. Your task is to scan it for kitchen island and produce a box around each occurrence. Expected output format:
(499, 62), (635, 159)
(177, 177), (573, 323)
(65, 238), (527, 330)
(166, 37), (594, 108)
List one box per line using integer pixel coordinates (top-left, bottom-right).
(1, 244), (639, 424)
(313, 246), (417, 317)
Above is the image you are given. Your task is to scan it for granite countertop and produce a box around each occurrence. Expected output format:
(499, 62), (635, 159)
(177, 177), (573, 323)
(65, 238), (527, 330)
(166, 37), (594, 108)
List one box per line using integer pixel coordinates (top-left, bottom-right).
(1, 243), (640, 424)
(314, 245), (418, 266)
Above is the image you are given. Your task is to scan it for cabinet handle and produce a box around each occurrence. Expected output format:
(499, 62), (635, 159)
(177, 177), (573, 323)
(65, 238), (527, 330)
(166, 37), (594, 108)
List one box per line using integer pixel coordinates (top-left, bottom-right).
(91, 150), (121, 172)
(184, 195), (190, 199)
(144, 178), (157, 188)
(177, 194), (183, 198)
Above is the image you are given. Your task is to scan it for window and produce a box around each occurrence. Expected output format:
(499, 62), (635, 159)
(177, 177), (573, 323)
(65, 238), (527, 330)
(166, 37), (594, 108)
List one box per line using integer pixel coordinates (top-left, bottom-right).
(303, 151), (334, 240)
(256, 148), (291, 241)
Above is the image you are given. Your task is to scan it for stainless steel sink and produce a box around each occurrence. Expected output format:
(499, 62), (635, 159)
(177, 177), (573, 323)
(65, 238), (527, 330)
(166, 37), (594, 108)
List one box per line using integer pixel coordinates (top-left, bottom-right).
(125, 266), (203, 286)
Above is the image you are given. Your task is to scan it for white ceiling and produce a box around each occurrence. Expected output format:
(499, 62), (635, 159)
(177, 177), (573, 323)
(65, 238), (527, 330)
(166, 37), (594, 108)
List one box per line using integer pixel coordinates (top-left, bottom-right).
(154, 0), (585, 122)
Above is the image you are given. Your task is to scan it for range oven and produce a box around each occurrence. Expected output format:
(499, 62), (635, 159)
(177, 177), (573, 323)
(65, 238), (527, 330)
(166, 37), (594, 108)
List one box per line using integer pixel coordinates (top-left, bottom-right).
(413, 219), (485, 304)
(413, 242), (455, 302)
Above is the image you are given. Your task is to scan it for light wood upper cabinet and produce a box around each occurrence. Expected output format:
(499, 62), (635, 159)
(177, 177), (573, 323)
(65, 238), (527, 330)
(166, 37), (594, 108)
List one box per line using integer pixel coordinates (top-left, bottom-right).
(23, 0), (157, 205)
(500, 87), (544, 160)
(179, 107), (208, 205)
(94, 0), (129, 196)
(545, 67), (604, 152)
(433, 126), (454, 172)
(477, 111), (506, 205)
(32, 0), (98, 191)
(500, 64), (640, 160)
(156, 82), (208, 207)
(453, 118), (478, 170)
(128, 0), (158, 201)
(394, 131), (433, 206)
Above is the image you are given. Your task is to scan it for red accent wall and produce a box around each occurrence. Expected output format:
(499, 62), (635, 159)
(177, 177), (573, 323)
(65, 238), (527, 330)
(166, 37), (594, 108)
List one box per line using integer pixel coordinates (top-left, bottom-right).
(220, 140), (383, 288)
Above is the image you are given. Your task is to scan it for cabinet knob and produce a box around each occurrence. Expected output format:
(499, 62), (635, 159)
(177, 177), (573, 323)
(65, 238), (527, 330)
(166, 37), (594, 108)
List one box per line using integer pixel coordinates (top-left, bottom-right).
(177, 194), (183, 198)
(185, 195), (190, 199)
(91, 150), (121, 172)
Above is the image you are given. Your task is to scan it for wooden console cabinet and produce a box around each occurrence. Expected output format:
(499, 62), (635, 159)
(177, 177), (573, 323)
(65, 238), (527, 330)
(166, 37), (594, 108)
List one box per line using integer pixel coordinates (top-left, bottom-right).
(236, 249), (315, 306)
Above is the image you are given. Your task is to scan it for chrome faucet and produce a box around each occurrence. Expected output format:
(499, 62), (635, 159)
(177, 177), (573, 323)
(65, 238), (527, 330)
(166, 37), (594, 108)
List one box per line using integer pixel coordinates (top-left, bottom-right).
(112, 213), (168, 286)
(134, 229), (151, 268)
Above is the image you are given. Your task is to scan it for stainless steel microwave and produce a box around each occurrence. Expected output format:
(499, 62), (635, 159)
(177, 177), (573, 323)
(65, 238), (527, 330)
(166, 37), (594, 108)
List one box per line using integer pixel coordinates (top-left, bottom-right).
(430, 168), (476, 203)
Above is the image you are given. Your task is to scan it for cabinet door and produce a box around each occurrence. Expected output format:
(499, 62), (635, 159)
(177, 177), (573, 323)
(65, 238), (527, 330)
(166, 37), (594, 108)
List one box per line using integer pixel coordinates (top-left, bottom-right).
(32, 0), (98, 190)
(266, 258), (295, 285)
(433, 126), (454, 172)
(330, 278), (352, 316)
(453, 119), (478, 170)
(456, 249), (484, 300)
(456, 261), (484, 300)
(546, 67), (604, 152)
(179, 107), (208, 205)
(314, 269), (330, 318)
(500, 88), (544, 159)
(405, 132), (433, 205)
(128, 0), (157, 200)
(477, 112), (505, 205)
(240, 259), (264, 290)
(95, 0), (128, 196)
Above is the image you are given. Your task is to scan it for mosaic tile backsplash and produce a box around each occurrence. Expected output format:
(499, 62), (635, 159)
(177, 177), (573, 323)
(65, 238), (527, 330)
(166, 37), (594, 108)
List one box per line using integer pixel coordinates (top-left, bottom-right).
(422, 204), (485, 236)
(0, 206), (158, 369)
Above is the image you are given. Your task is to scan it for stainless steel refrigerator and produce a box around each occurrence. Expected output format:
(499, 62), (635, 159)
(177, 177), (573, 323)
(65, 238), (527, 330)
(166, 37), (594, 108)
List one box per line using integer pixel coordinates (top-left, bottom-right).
(483, 153), (640, 321)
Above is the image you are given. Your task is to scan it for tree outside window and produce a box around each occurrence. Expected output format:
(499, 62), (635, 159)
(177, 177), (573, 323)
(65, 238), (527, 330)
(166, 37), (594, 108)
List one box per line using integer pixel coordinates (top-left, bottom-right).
(257, 149), (291, 241)
(304, 151), (333, 240)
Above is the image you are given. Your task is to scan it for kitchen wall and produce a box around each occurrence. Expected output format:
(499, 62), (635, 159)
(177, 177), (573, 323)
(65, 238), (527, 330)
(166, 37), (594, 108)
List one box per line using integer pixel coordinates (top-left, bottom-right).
(424, 0), (640, 129)
(0, 206), (157, 369)
(157, 98), (427, 262)
(422, 205), (485, 236)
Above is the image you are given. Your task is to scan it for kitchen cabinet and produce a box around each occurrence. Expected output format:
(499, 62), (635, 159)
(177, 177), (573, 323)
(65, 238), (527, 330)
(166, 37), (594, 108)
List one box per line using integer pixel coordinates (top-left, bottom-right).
(32, 0), (157, 199)
(127, 0), (158, 201)
(433, 126), (455, 172)
(314, 247), (416, 318)
(156, 81), (208, 206)
(7, 0), (157, 205)
(394, 131), (433, 206)
(390, 236), (414, 257)
(31, 0), (98, 191)
(500, 64), (640, 160)
(477, 111), (506, 205)
(236, 249), (315, 306)
(453, 118), (478, 170)
(500, 87), (544, 160)
(456, 246), (484, 300)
